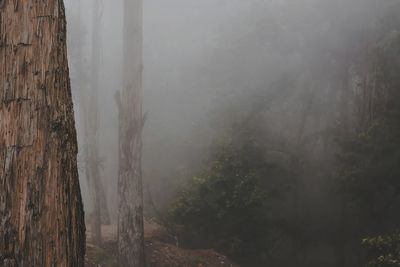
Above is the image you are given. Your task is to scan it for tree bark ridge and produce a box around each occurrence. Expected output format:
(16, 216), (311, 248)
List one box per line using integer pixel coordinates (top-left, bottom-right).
(0, 1), (85, 266)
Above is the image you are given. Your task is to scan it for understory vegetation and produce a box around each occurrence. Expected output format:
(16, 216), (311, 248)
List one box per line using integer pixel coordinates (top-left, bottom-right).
(163, 2), (400, 266)
(63, 0), (400, 266)
(169, 136), (276, 265)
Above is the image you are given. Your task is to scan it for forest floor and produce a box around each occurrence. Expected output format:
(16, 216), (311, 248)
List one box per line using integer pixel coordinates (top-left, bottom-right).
(85, 221), (238, 267)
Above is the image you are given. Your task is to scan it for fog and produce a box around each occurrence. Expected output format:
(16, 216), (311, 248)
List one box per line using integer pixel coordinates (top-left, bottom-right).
(64, 0), (399, 266)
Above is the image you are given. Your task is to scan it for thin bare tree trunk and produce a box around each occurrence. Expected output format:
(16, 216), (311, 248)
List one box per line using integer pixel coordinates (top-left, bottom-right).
(0, 1), (85, 266)
(117, 0), (145, 265)
(335, 56), (351, 267)
(92, 0), (111, 228)
(72, 0), (110, 233)
(85, 0), (105, 245)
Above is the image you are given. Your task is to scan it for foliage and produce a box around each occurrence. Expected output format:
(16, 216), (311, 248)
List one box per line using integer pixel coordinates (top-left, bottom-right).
(363, 233), (400, 267)
(169, 136), (273, 265)
(338, 21), (400, 215)
(337, 117), (400, 218)
(336, 9), (400, 265)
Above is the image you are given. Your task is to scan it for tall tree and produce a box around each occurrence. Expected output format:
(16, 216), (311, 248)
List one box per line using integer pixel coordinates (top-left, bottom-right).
(0, 1), (85, 266)
(116, 0), (145, 266)
(83, 0), (110, 245)
(68, 0), (111, 238)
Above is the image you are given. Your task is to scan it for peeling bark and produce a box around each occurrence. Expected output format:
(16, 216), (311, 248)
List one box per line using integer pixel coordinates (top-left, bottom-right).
(0, 1), (85, 266)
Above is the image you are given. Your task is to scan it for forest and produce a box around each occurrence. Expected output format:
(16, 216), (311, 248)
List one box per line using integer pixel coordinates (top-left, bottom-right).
(1, 0), (400, 266)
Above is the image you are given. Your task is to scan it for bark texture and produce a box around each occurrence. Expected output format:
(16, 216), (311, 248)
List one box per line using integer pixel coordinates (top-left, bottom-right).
(117, 0), (145, 266)
(0, 1), (85, 266)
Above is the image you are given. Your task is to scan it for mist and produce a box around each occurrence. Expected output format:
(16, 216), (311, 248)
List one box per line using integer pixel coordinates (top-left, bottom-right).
(63, 0), (400, 266)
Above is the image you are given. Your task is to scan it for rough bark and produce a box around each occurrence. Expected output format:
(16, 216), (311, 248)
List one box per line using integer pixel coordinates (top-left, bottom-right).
(0, 1), (85, 267)
(117, 0), (145, 266)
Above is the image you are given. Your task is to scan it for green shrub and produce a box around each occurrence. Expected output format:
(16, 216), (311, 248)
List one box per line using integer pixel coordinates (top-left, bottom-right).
(363, 233), (400, 267)
(169, 138), (271, 264)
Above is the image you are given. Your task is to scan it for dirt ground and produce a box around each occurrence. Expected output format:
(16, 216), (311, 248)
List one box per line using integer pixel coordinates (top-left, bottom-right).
(85, 222), (239, 267)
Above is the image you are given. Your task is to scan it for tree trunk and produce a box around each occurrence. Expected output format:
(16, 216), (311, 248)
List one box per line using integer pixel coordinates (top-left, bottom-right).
(335, 56), (351, 267)
(72, 0), (110, 232)
(0, 1), (85, 266)
(84, 0), (108, 245)
(117, 0), (145, 266)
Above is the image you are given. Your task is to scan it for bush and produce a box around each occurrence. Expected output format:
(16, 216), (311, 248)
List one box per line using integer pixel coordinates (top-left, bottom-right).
(363, 233), (400, 267)
(169, 138), (271, 265)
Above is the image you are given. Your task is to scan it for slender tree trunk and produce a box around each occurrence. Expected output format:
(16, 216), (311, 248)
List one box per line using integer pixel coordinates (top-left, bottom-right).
(117, 0), (145, 265)
(0, 1), (85, 266)
(92, 0), (111, 227)
(335, 56), (351, 267)
(85, 0), (105, 245)
(72, 0), (110, 232)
